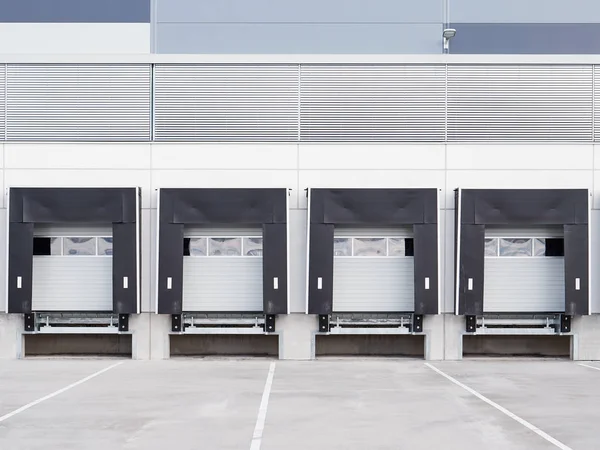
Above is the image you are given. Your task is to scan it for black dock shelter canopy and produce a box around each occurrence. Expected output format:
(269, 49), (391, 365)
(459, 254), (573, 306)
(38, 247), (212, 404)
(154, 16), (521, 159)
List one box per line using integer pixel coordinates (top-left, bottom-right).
(455, 188), (590, 316)
(156, 188), (289, 315)
(307, 188), (440, 316)
(8, 187), (140, 314)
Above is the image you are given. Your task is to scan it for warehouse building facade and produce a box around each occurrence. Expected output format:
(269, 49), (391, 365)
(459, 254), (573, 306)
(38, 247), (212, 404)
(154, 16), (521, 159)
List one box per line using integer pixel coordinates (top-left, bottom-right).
(0, 57), (597, 359)
(1, 0), (600, 359)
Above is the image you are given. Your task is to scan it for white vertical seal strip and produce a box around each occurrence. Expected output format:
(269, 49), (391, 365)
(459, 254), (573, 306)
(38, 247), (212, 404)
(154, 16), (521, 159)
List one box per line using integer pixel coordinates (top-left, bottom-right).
(250, 362), (276, 450)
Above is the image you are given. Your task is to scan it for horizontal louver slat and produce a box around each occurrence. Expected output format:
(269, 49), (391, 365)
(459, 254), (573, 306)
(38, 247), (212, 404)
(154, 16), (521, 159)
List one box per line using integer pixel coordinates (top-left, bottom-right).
(300, 65), (445, 142)
(154, 65), (299, 141)
(6, 64), (151, 141)
(447, 65), (593, 142)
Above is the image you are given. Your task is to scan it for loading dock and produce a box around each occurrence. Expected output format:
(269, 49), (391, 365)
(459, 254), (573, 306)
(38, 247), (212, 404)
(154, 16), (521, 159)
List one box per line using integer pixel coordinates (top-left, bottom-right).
(7, 187), (141, 345)
(455, 188), (590, 354)
(306, 188), (440, 356)
(156, 188), (288, 354)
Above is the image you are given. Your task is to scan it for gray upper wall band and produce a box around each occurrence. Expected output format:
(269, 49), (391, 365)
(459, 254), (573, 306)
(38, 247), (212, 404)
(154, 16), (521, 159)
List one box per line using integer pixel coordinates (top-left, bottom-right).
(156, 0), (444, 23)
(156, 23), (442, 54)
(451, 0), (600, 23)
(0, 0), (150, 23)
(450, 23), (600, 54)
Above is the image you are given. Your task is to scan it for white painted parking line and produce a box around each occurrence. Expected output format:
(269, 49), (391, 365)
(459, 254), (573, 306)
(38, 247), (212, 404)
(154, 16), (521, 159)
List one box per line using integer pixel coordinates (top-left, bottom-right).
(0, 361), (124, 424)
(578, 363), (600, 372)
(425, 363), (572, 450)
(250, 362), (276, 450)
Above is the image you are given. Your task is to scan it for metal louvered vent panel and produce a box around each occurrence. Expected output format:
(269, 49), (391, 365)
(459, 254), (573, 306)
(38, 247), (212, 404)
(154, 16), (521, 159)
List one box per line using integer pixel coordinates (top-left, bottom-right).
(6, 64), (151, 141)
(447, 65), (593, 142)
(0, 64), (5, 140)
(154, 65), (299, 141)
(300, 65), (445, 142)
(595, 66), (600, 141)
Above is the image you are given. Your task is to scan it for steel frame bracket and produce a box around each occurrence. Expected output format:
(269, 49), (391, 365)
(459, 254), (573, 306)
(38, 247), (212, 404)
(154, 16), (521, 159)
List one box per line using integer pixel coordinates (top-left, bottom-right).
(118, 314), (129, 332)
(171, 314), (183, 333)
(24, 313), (35, 332)
(412, 314), (423, 333)
(465, 315), (477, 333)
(559, 314), (572, 333)
(318, 314), (330, 332)
(264, 315), (276, 333)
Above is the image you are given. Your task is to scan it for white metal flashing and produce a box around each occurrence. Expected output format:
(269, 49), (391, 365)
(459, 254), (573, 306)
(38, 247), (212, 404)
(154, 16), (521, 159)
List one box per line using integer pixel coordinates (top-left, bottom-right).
(454, 188), (461, 315)
(1, 54), (600, 65)
(154, 188), (161, 314)
(304, 188), (311, 314)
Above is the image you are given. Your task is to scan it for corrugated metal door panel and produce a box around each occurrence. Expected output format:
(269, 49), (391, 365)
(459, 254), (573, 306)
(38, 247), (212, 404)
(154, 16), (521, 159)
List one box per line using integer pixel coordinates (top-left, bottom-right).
(182, 258), (263, 311)
(484, 258), (565, 313)
(6, 64), (151, 141)
(300, 64), (445, 142)
(0, 64), (5, 140)
(333, 258), (415, 312)
(485, 226), (563, 238)
(34, 225), (112, 237)
(154, 64), (299, 141)
(447, 65), (593, 142)
(32, 257), (112, 311)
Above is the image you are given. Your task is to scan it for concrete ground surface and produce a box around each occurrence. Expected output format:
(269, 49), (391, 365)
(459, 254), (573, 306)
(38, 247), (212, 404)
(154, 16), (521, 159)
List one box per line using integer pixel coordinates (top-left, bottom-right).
(0, 359), (599, 449)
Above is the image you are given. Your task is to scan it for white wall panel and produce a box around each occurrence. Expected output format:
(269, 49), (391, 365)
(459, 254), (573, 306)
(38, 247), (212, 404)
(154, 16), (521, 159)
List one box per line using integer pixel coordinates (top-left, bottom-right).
(4, 144), (151, 169)
(4, 169), (152, 208)
(141, 209), (152, 313)
(151, 143), (297, 170)
(298, 144), (445, 170)
(0, 209), (6, 313)
(448, 144), (593, 170)
(592, 144), (600, 169)
(0, 24), (150, 54)
(151, 169), (297, 209)
(589, 171), (600, 209)
(150, 208), (158, 313)
(446, 170), (593, 209)
(442, 210), (454, 314)
(591, 210), (600, 313)
(298, 170), (445, 209)
(289, 209), (307, 313)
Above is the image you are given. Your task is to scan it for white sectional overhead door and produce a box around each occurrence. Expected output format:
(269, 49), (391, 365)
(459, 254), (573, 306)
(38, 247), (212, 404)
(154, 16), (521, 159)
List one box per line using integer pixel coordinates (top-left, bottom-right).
(182, 227), (263, 312)
(483, 227), (565, 313)
(32, 225), (113, 311)
(332, 228), (415, 313)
